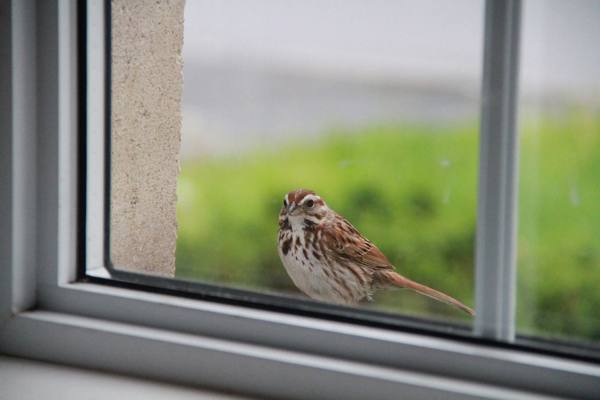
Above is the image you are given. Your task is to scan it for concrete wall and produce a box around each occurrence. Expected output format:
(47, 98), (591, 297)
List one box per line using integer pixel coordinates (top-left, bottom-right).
(110, 0), (185, 276)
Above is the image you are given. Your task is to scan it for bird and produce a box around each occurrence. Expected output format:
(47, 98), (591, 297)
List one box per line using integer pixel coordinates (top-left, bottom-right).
(277, 188), (474, 316)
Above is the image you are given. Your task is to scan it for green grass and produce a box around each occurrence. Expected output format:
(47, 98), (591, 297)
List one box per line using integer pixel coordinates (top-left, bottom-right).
(176, 114), (600, 342)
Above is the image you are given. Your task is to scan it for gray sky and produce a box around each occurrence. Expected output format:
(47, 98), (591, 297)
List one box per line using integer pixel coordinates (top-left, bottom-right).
(184, 0), (483, 83)
(180, 0), (600, 157)
(184, 0), (600, 93)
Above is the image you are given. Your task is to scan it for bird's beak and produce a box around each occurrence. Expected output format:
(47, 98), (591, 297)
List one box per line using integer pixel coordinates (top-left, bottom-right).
(287, 203), (298, 215)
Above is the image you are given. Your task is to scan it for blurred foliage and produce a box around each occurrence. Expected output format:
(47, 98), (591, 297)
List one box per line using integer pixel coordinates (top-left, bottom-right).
(518, 110), (600, 343)
(176, 115), (600, 342)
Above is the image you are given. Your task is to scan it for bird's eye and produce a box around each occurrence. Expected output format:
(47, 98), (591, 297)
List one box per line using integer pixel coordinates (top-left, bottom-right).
(305, 199), (314, 208)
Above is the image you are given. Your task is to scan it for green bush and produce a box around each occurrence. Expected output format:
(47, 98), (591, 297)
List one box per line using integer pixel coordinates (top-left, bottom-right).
(176, 115), (600, 342)
(518, 111), (600, 342)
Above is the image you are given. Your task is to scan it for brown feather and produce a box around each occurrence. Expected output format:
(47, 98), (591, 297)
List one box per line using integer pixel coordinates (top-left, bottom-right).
(326, 213), (474, 315)
(379, 270), (475, 316)
(326, 213), (394, 271)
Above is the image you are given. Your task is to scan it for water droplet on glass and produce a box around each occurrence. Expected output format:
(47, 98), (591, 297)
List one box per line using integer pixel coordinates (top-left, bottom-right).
(570, 185), (581, 207)
(339, 160), (351, 169)
(442, 187), (452, 204)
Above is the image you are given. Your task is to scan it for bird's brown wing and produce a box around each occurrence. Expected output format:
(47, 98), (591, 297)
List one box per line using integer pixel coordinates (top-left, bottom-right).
(322, 213), (475, 315)
(323, 214), (395, 272)
(342, 239), (394, 270)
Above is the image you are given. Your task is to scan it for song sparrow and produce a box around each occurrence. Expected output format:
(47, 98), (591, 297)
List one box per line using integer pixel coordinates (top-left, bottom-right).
(277, 189), (474, 316)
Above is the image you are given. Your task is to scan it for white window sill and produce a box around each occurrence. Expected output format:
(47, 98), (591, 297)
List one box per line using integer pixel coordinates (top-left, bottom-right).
(0, 355), (253, 400)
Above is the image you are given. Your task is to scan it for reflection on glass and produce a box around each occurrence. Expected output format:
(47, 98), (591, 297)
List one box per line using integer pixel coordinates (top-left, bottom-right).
(517, 0), (600, 344)
(176, 0), (482, 322)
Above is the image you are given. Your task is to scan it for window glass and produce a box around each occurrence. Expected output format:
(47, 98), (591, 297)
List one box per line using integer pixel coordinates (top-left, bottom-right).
(517, 0), (600, 344)
(172, 0), (482, 323)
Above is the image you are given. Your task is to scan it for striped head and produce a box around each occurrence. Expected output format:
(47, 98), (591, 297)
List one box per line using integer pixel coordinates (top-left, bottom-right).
(279, 189), (329, 229)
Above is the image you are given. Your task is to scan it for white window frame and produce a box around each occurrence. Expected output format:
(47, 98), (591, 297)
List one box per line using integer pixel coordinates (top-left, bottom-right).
(1, 1), (599, 399)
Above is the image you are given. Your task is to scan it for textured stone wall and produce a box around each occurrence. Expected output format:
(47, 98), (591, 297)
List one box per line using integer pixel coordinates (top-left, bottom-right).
(110, 0), (185, 276)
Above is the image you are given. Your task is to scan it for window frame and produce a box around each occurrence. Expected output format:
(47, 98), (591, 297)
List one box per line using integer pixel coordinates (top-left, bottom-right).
(1, 1), (599, 399)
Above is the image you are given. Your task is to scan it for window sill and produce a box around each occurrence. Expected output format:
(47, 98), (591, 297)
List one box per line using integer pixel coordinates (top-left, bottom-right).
(0, 309), (566, 400)
(0, 355), (251, 400)
(1, 281), (597, 399)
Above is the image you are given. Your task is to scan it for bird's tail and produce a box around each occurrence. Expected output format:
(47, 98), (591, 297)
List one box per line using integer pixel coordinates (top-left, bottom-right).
(383, 271), (475, 316)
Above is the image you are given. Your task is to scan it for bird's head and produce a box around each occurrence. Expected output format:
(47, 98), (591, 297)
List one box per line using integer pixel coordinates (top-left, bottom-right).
(279, 189), (329, 228)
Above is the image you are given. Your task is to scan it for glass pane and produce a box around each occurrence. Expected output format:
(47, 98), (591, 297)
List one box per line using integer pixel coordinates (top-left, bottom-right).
(517, 0), (600, 345)
(175, 0), (482, 323)
(107, 0), (483, 325)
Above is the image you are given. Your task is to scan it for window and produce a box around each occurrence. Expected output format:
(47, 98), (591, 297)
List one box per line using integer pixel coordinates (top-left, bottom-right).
(105, 0), (483, 328)
(2, 1), (599, 399)
(99, 0), (600, 354)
